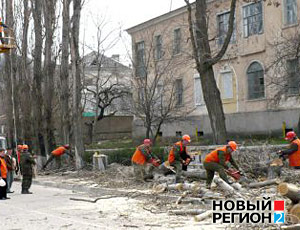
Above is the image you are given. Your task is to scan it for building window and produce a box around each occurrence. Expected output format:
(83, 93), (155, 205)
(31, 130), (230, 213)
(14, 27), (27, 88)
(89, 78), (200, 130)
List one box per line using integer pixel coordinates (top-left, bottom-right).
(284, 0), (297, 26)
(243, 1), (263, 37)
(217, 12), (236, 45)
(173, 28), (181, 55)
(287, 59), (300, 95)
(175, 79), (183, 106)
(247, 62), (265, 99)
(220, 71), (233, 99)
(136, 41), (146, 77)
(155, 35), (163, 60)
(194, 74), (204, 106)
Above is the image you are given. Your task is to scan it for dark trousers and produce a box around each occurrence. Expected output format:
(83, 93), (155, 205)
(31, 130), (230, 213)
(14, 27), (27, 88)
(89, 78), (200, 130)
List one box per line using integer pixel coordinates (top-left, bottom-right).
(22, 175), (32, 191)
(43, 154), (55, 169)
(204, 162), (230, 186)
(0, 178), (7, 198)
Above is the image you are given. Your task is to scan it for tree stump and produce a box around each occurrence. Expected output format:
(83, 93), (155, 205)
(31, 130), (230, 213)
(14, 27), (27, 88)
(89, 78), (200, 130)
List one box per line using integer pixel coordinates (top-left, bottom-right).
(278, 183), (300, 204)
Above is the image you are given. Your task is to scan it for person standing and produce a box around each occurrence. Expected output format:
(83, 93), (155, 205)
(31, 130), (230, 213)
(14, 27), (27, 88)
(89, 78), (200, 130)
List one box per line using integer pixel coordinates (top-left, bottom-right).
(0, 149), (9, 199)
(4, 148), (16, 193)
(167, 135), (192, 183)
(20, 145), (35, 194)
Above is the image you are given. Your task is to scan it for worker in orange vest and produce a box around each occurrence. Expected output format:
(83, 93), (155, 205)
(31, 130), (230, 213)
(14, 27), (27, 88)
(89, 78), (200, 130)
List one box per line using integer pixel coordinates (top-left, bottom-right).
(131, 139), (160, 181)
(0, 17), (8, 44)
(278, 131), (300, 169)
(204, 141), (241, 189)
(42, 144), (73, 170)
(0, 149), (9, 199)
(167, 134), (192, 183)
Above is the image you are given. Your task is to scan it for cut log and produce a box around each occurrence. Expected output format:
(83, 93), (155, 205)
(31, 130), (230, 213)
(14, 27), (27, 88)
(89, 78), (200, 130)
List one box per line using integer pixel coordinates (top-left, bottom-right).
(278, 183), (300, 204)
(281, 224), (300, 230)
(194, 210), (213, 222)
(169, 209), (205, 216)
(213, 177), (245, 199)
(248, 179), (279, 188)
(182, 170), (207, 180)
(289, 204), (300, 224)
(176, 191), (188, 205)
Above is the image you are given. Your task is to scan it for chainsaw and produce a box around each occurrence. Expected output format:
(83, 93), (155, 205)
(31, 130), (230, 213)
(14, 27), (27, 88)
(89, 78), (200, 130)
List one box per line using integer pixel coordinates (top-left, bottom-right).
(225, 168), (241, 181)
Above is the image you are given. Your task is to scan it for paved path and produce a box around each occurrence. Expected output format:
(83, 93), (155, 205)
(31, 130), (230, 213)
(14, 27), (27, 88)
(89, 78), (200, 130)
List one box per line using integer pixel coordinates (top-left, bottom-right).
(0, 181), (223, 230)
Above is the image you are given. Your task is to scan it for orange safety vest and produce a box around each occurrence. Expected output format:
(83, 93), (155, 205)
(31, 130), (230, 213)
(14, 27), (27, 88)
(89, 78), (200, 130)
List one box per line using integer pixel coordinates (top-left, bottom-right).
(288, 139), (300, 167)
(131, 144), (149, 165)
(52, 146), (66, 157)
(204, 146), (231, 163)
(168, 141), (184, 164)
(0, 157), (7, 179)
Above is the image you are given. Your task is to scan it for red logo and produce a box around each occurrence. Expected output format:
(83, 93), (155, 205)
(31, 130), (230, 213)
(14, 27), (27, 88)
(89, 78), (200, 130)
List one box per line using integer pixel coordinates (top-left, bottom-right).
(274, 200), (284, 211)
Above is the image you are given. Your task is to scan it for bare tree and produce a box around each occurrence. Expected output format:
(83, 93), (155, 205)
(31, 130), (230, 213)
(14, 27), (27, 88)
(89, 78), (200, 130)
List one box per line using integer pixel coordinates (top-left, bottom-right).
(43, 0), (57, 155)
(31, 0), (45, 155)
(184, 0), (237, 144)
(70, 0), (84, 169)
(60, 0), (71, 145)
(131, 29), (193, 143)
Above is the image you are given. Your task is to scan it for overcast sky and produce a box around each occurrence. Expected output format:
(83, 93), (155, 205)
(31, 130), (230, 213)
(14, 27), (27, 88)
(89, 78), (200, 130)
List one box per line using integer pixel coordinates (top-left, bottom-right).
(81, 0), (187, 64)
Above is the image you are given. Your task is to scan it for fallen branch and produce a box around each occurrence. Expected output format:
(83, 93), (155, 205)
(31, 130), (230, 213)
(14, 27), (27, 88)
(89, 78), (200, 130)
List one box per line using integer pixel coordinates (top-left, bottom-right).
(182, 170), (207, 180)
(281, 224), (300, 230)
(213, 177), (245, 199)
(70, 195), (118, 203)
(194, 210), (213, 222)
(176, 191), (188, 205)
(169, 209), (205, 215)
(247, 179), (279, 188)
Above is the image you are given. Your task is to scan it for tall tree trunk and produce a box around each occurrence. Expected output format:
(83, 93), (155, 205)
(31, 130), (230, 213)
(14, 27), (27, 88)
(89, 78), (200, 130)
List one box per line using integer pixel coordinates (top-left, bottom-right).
(60, 0), (71, 145)
(71, 0), (84, 169)
(31, 0), (45, 155)
(20, 0), (33, 144)
(43, 0), (56, 155)
(186, 0), (237, 144)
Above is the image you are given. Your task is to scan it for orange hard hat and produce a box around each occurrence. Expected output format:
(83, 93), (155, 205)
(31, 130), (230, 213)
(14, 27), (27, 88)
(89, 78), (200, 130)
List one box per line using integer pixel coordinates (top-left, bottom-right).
(228, 141), (237, 151)
(285, 131), (296, 141)
(22, 144), (28, 150)
(182, 134), (191, 143)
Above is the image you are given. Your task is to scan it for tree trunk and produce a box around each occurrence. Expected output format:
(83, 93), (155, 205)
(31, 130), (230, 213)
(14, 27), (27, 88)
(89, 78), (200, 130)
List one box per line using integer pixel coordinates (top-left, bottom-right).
(43, 0), (57, 155)
(31, 0), (44, 155)
(278, 183), (300, 204)
(60, 0), (71, 145)
(71, 0), (84, 169)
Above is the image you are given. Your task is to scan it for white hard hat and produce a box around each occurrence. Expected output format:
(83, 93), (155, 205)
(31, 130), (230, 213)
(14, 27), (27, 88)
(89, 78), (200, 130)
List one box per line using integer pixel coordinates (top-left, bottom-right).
(0, 178), (6, 187)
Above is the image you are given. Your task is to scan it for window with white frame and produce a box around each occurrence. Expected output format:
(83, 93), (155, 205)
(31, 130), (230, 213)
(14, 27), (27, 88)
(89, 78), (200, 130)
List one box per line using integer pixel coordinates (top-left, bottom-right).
(173, 28), (181, 55)
(194, 74), (204, 106)
(247, 62), (265, 99)
(175, 79), (183, 106)
(136, 41), (146, 77)
(243, 1), (263, 37)
(287, 59), (300, 95)
(217, 11), (236, 45)
(220, 71), (234, 99)
(284, 0), (297, 26)
(155, 35), (163, 60)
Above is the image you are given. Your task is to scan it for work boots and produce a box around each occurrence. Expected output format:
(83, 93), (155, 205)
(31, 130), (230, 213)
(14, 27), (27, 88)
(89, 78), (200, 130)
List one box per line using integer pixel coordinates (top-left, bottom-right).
(21, 189), (33, 194)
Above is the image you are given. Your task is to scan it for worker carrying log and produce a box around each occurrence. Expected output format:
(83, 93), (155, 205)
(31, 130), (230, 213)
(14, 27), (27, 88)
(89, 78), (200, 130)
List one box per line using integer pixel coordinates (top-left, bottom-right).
(278, 131), (300, 169)
(131, 139), (160, 181)
(42, 144), (73, 170)
(204, 141), (242, 189)
(167, 134), (192, 183)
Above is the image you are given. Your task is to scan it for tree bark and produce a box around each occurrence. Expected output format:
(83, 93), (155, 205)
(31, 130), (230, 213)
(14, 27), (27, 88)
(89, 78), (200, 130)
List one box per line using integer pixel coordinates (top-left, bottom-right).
(31, 0), (44, 155)
(70, 0), (84, 169)
(278, 183), (300, 204)
(182, 170), (207, 180)
(43, 0), (57, 155)
(248, 179), (279, 188)
(185, 0), (237, 144)
(60, 0), (71, 145)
